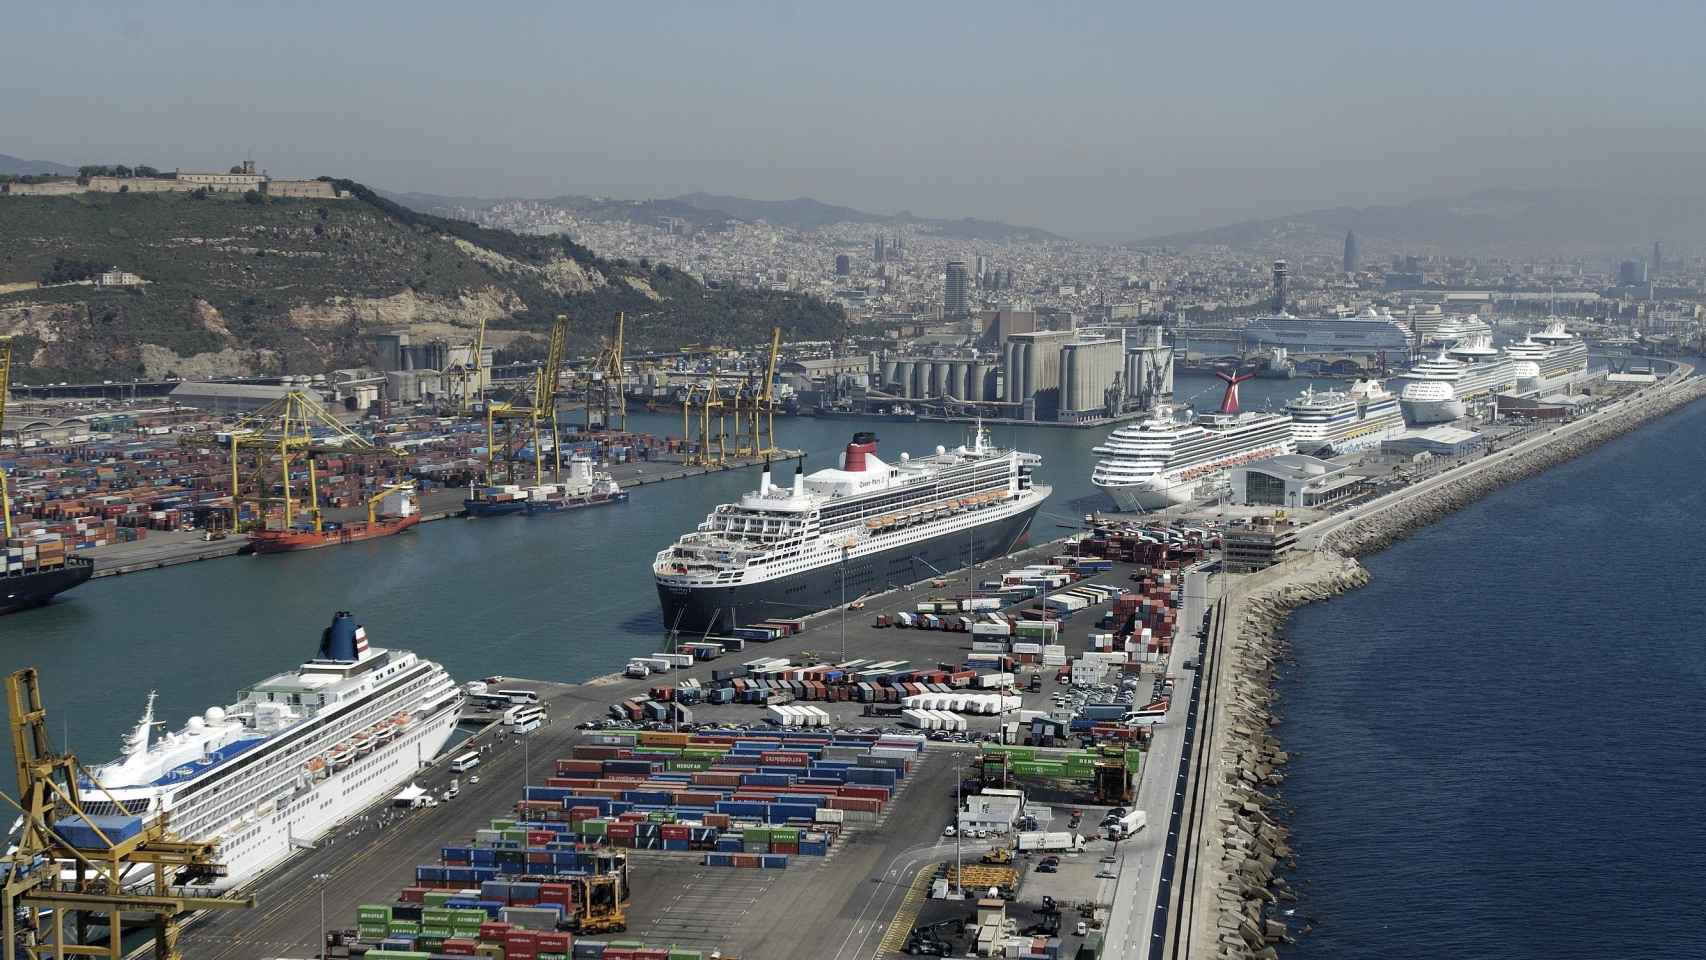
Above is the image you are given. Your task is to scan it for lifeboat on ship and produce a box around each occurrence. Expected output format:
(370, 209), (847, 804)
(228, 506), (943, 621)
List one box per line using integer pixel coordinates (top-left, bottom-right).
(392, 711), (414, 732)
(374, 722), (395, 743)
(328, 744), (352, 769)
(304, 756), (328, 780)
(352, 731), (374, 755)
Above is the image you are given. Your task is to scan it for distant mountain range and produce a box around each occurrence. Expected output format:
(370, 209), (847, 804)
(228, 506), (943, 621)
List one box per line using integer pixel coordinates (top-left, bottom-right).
(0, 153), (77, 176)
(385, 188), (1061, 242)
(1142, 188), (1705, 259)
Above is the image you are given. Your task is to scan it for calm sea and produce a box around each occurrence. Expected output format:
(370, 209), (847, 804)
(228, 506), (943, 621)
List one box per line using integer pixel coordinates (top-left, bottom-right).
(1275, 395), (1706, 959)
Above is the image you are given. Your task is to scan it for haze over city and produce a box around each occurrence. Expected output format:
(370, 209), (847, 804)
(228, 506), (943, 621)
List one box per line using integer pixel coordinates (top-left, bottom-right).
(8, 0), (1706, 241)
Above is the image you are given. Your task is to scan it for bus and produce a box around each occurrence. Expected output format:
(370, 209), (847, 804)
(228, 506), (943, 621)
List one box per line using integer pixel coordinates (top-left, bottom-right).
(506, 705), (546, 733)
(450, 751), (481, 773)
(497, 688), (540, 705)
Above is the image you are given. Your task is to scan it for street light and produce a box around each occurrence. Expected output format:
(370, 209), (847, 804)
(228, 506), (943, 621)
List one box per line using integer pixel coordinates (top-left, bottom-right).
(839, 544), (849, 664)
(314, 872), (332, 958)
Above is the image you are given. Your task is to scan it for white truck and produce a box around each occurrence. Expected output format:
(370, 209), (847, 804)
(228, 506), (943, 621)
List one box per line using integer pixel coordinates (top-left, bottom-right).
(1104, 809), (1147, 840)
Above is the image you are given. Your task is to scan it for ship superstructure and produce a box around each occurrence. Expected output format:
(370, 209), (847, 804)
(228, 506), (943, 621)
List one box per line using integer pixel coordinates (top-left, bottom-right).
(655, 425), (1048, 634)
(78, 613), (462, 892)
(1506, 320), (1590, 389)
(1395, 351), (1469, 424)
(1285, 379), (1406, 454)
(1091, 372), (1295, 511)
(1242, 308), (1412, 355)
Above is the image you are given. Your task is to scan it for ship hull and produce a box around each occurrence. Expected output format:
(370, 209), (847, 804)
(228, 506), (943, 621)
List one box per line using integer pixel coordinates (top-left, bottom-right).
(463, 499), (529, 517)
(0, 560), (95, 616)
(248, 515), (422, 554)
(1400, 396), (1467, 424)
(523, 491), (629, 515)
(1102, 480), (1196, 513)
(657, 501), (1042, 635)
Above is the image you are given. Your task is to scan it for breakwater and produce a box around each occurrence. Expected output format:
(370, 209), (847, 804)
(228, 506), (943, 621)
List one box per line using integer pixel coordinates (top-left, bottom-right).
(1192, 552), (1370, 959)
(1321, 376), (1706, 556)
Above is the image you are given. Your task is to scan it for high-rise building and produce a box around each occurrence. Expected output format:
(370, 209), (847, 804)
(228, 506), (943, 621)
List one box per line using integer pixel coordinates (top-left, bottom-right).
(1271, 260), (1289, 313)
(945, 261), (971, 318)
(834, 254), (851, 276)
(1343, 230), (1359, 274)
(1618, 259), (1648, 286)
(1652, 241), (1663, 279)
(975, 255), (989, 281)
(874, 237), (886, 263)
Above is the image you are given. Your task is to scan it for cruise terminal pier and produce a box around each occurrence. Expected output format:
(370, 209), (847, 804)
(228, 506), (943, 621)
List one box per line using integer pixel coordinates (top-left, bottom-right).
(152, 533), (1215, 960)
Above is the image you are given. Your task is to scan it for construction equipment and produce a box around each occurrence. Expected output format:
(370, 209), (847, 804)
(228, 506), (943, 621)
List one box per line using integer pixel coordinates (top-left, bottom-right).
(364, 481), (417, 524)
(1, 669), (253, 959)
(583, 312), (625, 432)
(485, 314), (571, 487)
(197, 391), (388, 533)
(561, 874), (627, 935)
(979, 845), (1014, 866)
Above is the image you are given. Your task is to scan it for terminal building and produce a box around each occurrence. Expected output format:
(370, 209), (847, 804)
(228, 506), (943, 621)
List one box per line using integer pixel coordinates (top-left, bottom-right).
(1381, 426), (1482, 459)
(1230, 454), (1370, 509)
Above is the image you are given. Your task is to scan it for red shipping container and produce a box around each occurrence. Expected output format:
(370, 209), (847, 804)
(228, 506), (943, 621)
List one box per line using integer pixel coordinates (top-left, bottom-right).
(539, 932), (573, 952)
(480, 921), (514, 939)
(441, 939), (479, 956)
(398, 886), (427, 903)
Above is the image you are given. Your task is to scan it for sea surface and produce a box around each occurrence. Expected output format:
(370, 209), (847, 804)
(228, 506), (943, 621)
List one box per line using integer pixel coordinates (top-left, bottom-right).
(0, 372), (1321, 766)
(1275, 394), (1706, 959)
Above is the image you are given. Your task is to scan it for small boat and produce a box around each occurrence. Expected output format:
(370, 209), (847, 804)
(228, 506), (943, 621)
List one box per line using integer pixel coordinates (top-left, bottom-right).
(328, 745), (352, 768)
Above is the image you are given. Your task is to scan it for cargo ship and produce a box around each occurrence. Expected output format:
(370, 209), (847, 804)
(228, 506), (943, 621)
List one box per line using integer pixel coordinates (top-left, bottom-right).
(468, 456), (628, 517)
(1, 555), (95, 616)
(655, 424), (1049, 634)
(249, 486), (422, 554)
(75, 611), (463, 893)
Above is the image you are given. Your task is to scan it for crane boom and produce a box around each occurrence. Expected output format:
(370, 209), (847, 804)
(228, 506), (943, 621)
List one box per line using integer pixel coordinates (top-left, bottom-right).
(0, 338), (11, 539)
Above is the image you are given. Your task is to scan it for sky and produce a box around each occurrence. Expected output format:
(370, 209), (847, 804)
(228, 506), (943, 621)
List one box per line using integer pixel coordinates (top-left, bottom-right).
(6, 0), (1706, 242)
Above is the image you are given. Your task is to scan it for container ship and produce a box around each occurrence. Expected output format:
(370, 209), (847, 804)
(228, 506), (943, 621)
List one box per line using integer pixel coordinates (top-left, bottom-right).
(1091, 372), (1295, 512)
(1285, 379), (1406, 455)
(249, 487), (422, 554)
(75, 611), (463, 893)
(465, 456), (627, 517)
(655, 424), (1048, 634)
(1, 550), (94, 616)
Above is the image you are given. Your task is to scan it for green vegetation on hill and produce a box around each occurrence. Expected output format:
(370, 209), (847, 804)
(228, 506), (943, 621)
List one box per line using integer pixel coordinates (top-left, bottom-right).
(0, 182), (846, 383)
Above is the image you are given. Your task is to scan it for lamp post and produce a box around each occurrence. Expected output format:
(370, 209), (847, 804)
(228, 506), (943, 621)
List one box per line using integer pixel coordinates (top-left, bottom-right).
(839, 544), (849, 663)
(314, 872), (331, 958)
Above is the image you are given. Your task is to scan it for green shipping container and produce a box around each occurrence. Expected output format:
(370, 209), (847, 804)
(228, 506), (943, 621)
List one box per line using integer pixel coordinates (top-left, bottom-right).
(387, 920), (421, 935)
(669, 950), (704, 960)
(424, 891), (454, 906)
(361, 953), (433, 960)
(580, 819), (609, 836)
(357, 905), (393, 921)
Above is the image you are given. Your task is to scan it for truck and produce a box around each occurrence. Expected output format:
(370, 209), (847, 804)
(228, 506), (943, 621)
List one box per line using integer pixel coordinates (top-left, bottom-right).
(1104, 808), (1147, 840)
(1015, 831), (1083, 853)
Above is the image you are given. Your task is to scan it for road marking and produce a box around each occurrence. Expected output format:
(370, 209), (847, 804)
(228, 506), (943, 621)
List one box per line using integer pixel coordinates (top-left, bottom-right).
(874, 862), (937, 958)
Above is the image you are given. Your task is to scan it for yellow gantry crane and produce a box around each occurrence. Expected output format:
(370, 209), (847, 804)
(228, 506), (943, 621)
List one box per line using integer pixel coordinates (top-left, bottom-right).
(485, 314), (570, 486)
(583, 312), (626, 433)
(0, 338), (14, 539)
(1, 669), (253, 960)
(728, 327), (782, 458)
(212, 391), (383, 534)
(453, 314), (490, 414)
(680, 380), (726, 467)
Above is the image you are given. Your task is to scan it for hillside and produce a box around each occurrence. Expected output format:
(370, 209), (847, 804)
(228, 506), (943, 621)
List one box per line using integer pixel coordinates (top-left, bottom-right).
(388, 188), (1060, 241)
(0, 182), (846, 383)
(0, 154), (77, 176)
(1141, 187), (1706, 258)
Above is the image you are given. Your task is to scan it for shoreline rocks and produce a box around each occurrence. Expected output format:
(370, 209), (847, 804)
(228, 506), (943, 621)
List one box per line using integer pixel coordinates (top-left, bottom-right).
(1323, 378), (1706, 556)
(1199, 376), (1704, 956)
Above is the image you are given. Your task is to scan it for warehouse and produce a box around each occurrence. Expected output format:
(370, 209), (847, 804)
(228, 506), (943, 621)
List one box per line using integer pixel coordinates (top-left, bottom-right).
(1381, 426), (1483, 458)
(1230, 454), (1368, 509)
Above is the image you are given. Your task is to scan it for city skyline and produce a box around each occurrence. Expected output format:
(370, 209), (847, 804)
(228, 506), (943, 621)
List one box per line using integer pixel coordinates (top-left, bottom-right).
(9, 2), (1706, 242)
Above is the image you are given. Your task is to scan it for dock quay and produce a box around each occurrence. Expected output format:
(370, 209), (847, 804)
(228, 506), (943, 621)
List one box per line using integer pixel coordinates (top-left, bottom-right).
(83, 451), (803, 580)
(1162, 366), (1706, 960)
(166, 535), (1210, 960)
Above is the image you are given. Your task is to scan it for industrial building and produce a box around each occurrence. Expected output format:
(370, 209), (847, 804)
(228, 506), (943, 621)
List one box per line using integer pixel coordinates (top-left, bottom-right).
(880, 356), (997, 402)
(167, 381), (299, 415)
(1058, 338), (1124, 422)
(1230, 454), (1369, 509)
(1381, 426), (1483, 458)
(1222, 516), (1298, 572)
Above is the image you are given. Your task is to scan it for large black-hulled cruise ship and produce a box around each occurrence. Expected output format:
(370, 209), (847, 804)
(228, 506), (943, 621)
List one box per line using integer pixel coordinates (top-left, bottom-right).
(654, 427), (1048, 634)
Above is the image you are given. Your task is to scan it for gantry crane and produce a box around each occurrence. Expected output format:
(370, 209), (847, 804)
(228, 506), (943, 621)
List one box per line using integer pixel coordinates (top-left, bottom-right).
(198, 391), (387, 534)
(680, 380), (726, 467)
(583, 312), (626, 433)
(485, 314), (570, 487)
(452, 314), (490, 414)
(1, 338), (14, 539)
(1, 669), (253, 960)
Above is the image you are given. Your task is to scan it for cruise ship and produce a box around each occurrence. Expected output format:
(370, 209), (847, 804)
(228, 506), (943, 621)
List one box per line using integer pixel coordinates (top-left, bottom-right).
(1506, 320), (1590, 389)
(1091, 372), (1295, 512)
(1285, 379), (1407, 455)
(76, 613), (463, 892)
(1395, 337), (1521, 424)
(1242, 308), (1413, 355)
(1410, 311), (1493, 348)
(655, 426), (1048, 634)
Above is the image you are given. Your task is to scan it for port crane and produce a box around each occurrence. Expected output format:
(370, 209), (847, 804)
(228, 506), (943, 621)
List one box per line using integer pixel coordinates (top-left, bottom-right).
(680, 379), (726, 467)
(448, 314), (490, 414)
(484, 314), (571, 486)
(582, 312), (626, 433)
(194, 391), (395, 534)
(0, 669), (253, 959)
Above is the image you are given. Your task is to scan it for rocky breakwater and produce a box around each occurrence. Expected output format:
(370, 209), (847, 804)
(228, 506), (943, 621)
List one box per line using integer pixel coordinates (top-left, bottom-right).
(1194, 551), (1370, 960)
(1323, 375), (1706, 557)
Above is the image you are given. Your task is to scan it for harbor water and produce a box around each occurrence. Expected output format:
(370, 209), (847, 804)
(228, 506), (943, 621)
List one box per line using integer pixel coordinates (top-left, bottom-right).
(1275, 395), (1706, 959)
(1, 373), (1315, 763)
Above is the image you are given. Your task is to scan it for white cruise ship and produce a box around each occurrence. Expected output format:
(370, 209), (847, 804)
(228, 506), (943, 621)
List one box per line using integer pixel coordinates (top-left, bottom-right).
(655, 424), (1048, 634)
(1394, 337), (1520, 424)
(77, 613), (463, 892)
(1242, 308), (1412, 354)
(1506, 320), (1590, 390)
(1092, 372), (1295, 511)
(1285, 379), (1406, 455)
(1411, 311), (1493, 348)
